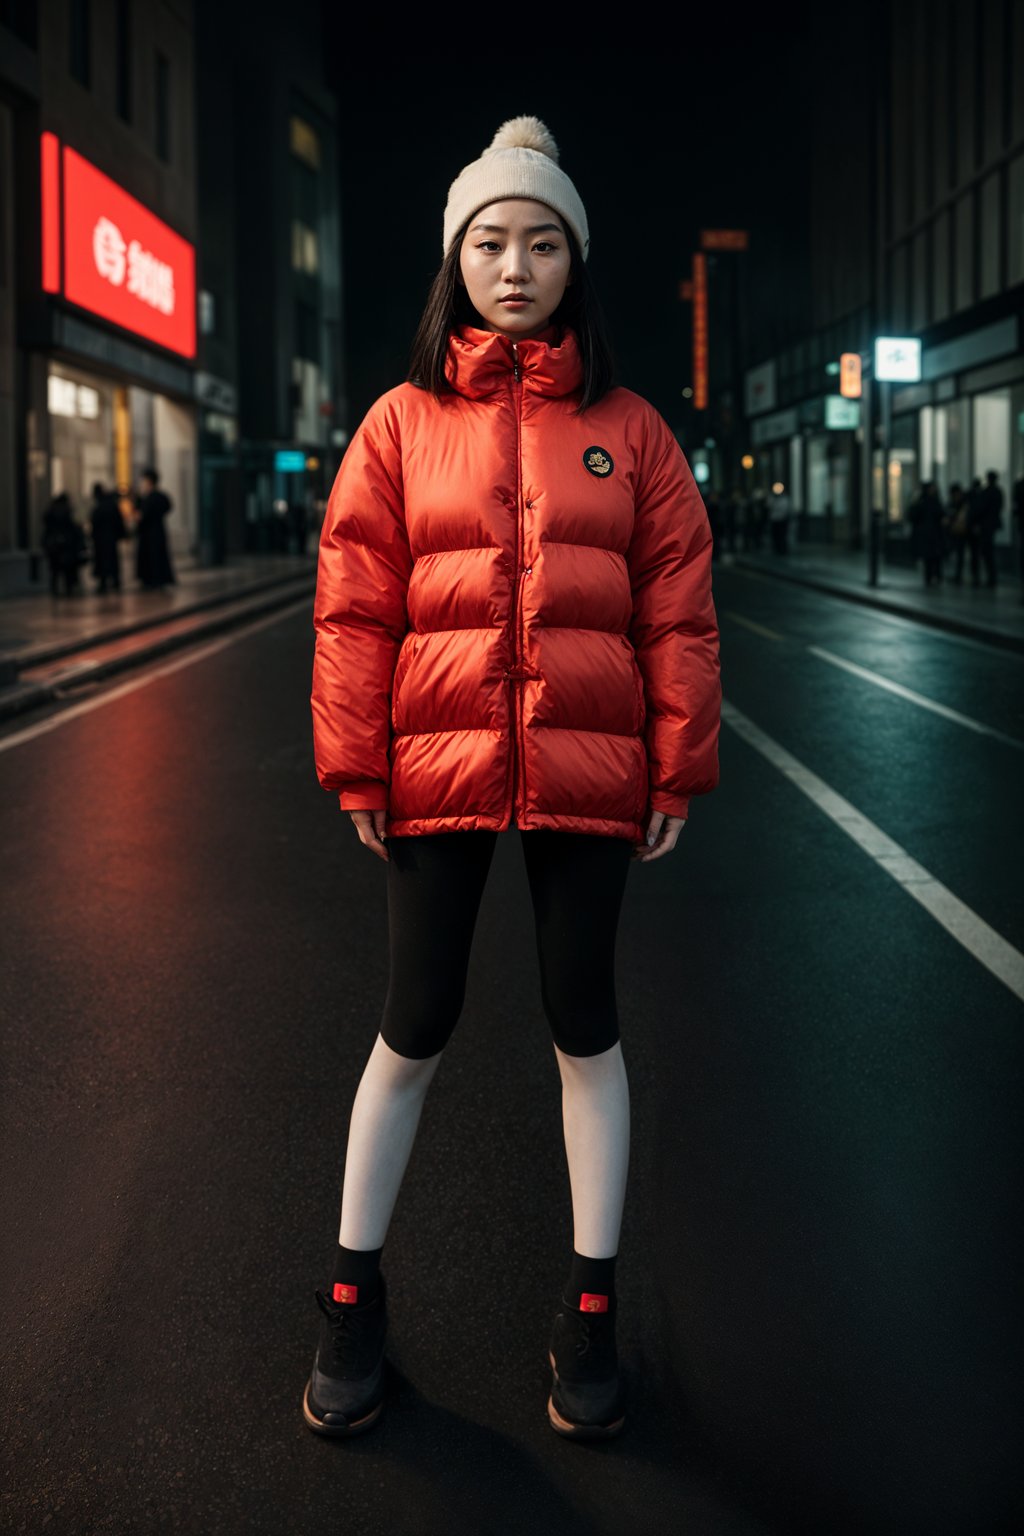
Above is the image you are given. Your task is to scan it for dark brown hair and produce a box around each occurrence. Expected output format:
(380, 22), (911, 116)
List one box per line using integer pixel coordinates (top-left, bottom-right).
(406, 215), (616, 415)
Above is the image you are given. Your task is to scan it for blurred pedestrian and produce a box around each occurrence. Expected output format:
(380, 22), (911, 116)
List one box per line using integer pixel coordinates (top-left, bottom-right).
(1013, 473), (1024, 597)
(703, 487), (721, 560)
(768, 483), (791, 554)
(88, 481), (126, 594)
(41, 491), (86, 596)
(304, 113), (721, 1445)
(964, 476), (983, 586)
(271, 499), (290, 552)
(133, 467), (177, 589)
(946, 481), (969, 585)
(969, 470), (1002, 588)
(747, 488), (767, 550)
(289, 498), (309, 555)
(725, 489), (742, 554)
(907, 478), (947, 586)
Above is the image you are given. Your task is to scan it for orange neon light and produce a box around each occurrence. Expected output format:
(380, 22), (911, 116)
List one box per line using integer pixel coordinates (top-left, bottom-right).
(840, 352), (863, 399)
(700, 229), (749, 251)
(692, 252), (708, 411)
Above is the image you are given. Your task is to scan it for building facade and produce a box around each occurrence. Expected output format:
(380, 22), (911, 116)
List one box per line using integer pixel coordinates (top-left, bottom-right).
(1, 0), (200, 596)
(740, 0), (1024, 557)
(219, 0), (345, 561)
(0, 0), (345, 597)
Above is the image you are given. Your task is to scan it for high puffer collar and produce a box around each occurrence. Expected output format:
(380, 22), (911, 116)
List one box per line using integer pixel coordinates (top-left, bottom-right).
(444, 322), (584, 400)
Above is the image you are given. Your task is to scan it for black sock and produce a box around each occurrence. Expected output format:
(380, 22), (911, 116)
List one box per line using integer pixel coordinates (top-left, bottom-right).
(565, 1249), (617, 1312)
(328, 1242), (383, 1306)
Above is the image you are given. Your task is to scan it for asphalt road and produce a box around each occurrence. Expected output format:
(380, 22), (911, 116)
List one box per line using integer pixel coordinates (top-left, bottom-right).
(1, 566), (1021, 1536)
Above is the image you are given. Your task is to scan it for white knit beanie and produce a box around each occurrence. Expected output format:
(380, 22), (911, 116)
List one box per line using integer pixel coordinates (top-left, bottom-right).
(442, 115), (590, 261)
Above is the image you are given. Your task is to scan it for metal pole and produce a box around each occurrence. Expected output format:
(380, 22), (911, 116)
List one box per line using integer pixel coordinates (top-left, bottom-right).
(869, 376), (890, 588)
(881, 377), (891, 573)
(861, 362), (873, 567)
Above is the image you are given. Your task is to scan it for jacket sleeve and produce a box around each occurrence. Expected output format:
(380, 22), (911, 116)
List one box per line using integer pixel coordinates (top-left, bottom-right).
(311, 394), (413, 813)
(626, 407), (721, 820)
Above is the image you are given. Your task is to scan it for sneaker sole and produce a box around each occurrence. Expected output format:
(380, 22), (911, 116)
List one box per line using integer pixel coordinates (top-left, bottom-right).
(547, 1349), (626, 1439)
(301, 1377), (384, 1437)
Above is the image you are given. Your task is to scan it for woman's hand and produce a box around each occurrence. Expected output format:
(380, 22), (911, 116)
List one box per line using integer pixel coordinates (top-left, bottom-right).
(349, 808), (390, 862)
(632, 810), (686, 862)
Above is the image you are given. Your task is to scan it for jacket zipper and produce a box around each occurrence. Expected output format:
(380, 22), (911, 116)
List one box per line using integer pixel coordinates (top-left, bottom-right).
(510, 342), (526, 828)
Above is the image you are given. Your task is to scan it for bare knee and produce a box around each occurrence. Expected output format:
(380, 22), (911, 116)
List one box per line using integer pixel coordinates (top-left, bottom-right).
(369, 1031), (445, 1094)
(554, 1038), (626, 1082)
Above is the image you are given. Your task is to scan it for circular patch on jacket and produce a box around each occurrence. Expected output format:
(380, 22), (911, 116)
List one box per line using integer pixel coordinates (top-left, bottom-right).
(582, 446), (614, 478)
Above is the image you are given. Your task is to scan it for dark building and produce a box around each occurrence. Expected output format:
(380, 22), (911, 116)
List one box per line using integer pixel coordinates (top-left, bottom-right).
(210, 0), (344, 558)
(739, 0), (1024, 557)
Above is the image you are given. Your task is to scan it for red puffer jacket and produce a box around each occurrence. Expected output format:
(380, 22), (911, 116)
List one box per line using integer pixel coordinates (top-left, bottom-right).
(311, 322), (721, 840)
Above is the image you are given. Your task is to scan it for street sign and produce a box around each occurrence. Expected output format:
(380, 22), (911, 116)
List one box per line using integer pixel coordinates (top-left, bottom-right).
(825, 396), (860, 429)
(840, 352), (862, 398)
(275, 450), (306, 472)
(874, 337), (921, 382)
(700, 230), (749, 251)
(42, 133), (197, 359)
(745, 360), (777, 416)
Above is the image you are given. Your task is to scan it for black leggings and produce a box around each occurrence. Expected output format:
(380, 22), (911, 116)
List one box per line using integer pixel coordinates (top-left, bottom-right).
(379, 831), (633, 1061)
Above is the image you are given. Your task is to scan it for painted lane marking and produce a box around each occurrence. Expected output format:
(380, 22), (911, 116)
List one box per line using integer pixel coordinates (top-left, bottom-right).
(0, 596), (311, 755)
(722, 696), (1024, 1004)
(722, 610), (784, 641)
(808, 646), (1023, 751)
(725, 563), (1024, 657)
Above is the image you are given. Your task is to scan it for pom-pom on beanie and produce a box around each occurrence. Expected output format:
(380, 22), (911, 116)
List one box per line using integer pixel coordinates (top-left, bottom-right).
(442, 115), (589, 261)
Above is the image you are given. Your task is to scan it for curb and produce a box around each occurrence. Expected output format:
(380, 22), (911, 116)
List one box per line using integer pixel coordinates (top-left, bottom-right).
(4, 565), (318, 672)
(729, 556), (1024, 655)
(0, 575), (314, 724)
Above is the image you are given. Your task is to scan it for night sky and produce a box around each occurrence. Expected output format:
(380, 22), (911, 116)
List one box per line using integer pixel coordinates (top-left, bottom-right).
(324, 9), (826, 437)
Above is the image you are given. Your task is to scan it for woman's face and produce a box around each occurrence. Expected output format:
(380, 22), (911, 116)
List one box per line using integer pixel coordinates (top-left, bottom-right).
(457, 198), (573, 338)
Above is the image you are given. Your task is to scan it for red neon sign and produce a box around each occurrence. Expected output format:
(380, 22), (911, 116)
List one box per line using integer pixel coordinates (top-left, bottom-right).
(692, 252), (708, 411)
(41, 132), (61, 293)
(40, 136), (196, 359)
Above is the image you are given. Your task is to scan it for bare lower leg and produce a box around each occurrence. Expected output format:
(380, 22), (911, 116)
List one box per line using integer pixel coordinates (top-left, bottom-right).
(554, 1038), (630, 1258)
(337, 1032), (444, 1250)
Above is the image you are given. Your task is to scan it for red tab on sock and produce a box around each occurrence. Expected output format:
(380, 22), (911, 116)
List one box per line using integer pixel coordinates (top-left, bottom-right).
(579, 1292), (608, 1312)
(333, 1282), (358, 1304)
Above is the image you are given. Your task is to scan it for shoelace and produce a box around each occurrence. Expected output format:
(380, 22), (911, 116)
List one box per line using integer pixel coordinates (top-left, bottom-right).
(563, 1304), (614, 1363)
(575, 1317), (595, 1359)
(315, 1288), (368, 1368)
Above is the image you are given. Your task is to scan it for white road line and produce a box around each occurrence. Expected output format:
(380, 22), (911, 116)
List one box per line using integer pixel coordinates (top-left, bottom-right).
(721, 696), (1024, 1004)
(0, 595), (312, 755)
(808, 645), (1024, 750)
(722, 610), (784, 641)
(726, 562), (1024, 658)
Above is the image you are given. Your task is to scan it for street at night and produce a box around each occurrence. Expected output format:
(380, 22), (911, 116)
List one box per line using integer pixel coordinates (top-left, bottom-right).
(2, 565), (1020, 1533)
(3, 1), (1024, 1531)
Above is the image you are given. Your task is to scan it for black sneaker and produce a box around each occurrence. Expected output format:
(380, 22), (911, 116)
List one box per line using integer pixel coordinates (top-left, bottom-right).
(302, 1272), (388, 1436)
(547, 1293), (626, 1439)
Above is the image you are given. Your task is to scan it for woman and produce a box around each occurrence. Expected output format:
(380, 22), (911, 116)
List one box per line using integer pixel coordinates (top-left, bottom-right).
(946, 482), (969, 585)
(88, 481), (126, 593)
(133, 467), (176, 589)
(41, 491), (86, 596)
(907, 479), (947, 586)
(306, 116), (722, 1441)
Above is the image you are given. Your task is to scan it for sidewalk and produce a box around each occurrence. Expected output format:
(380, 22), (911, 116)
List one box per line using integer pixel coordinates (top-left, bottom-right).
(0, 554), (316, 721)
(726, 541), (1024, 653)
